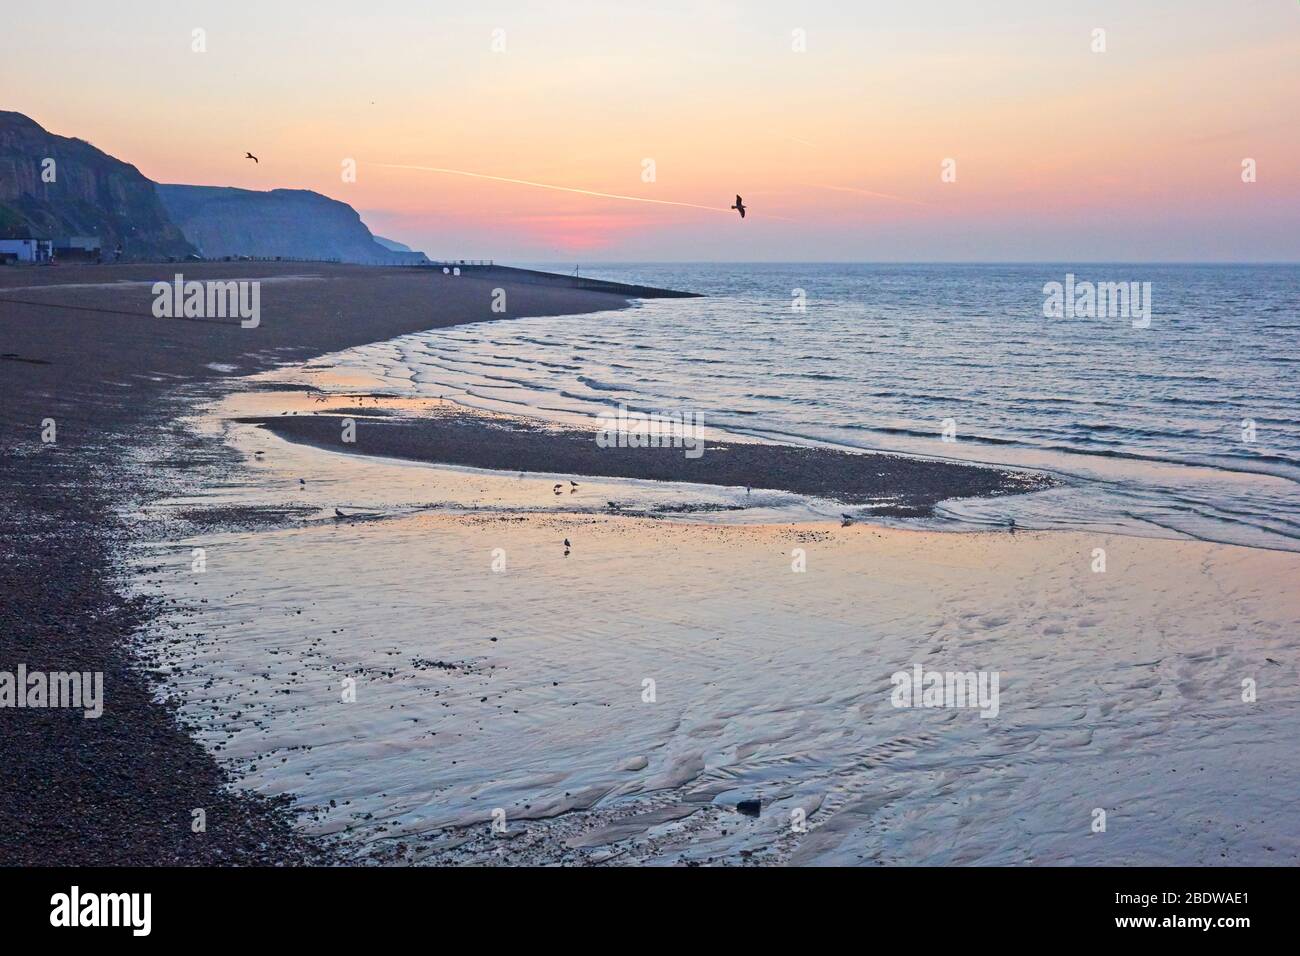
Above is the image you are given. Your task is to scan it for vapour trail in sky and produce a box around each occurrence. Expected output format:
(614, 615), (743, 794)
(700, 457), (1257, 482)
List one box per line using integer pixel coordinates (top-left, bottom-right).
(372, 163), (733, 214)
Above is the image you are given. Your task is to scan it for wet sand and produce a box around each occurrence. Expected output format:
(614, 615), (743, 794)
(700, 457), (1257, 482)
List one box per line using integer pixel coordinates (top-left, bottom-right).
(0, 262), (652, 864)
(131, 410), (1300, 865)
(247, 399), (1052, 517)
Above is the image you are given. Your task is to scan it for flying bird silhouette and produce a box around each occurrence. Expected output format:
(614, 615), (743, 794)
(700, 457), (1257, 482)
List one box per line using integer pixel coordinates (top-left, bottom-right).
(245, 152), (259, 164)
(731, 195), (746, 219)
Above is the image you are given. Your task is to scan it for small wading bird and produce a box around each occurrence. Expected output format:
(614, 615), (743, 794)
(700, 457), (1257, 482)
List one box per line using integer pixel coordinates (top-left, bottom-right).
(334, 508), (347, 519)
(731, 195), (746, 219)
(245, 152), (259, 164)
(841, 513), (854, 527)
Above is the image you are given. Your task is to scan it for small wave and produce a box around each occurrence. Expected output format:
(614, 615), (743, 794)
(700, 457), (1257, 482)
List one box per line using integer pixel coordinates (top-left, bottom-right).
(576, 375), (626, 392)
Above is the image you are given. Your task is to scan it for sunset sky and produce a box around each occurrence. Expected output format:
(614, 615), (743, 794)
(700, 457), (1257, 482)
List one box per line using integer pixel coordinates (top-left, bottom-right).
(5, 1), (1298, 261)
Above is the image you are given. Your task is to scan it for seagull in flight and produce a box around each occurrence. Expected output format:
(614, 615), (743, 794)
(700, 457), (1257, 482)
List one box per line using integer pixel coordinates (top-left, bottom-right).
(245, 152), (259, 164)
(731, 195), (746, 219)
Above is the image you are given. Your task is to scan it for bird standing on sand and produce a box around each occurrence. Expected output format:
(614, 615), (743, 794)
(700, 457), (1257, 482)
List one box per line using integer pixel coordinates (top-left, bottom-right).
(334, 508), (347, 519)
(841, 513), (854, 527)
(570, 481), (578, 490)
(245, 152), (259, 164)
(731, 195), (746, 219)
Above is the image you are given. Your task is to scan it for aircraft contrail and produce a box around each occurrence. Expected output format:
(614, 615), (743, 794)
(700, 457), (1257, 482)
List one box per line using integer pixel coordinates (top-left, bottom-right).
(810, 183), (931, 207)
(372, 163), (732, 213)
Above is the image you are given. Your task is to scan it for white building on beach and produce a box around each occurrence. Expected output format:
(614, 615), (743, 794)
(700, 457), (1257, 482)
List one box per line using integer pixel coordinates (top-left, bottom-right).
(0, 237), (54, 263)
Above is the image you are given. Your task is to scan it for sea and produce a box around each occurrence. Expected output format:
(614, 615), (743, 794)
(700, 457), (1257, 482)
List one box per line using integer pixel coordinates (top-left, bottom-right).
(316, 262), (1300, 551)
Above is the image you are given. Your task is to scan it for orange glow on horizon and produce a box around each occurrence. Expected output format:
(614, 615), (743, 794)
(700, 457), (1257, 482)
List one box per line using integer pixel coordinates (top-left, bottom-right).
(6, 1), (1298, 259)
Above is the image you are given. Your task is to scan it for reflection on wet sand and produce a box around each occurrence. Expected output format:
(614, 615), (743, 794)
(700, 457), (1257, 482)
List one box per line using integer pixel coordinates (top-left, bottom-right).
(129, 380), (1300, 865)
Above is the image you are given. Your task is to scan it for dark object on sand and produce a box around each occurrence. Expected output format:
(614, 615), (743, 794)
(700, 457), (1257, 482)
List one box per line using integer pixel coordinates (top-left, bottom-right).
(737, 799), (761, 817)
(563, 538), (571, 548)
(245, 151), (259, 163)
(334, 508), (347, 519)
(731, 194), (746, 218)
(1008, 518), (1016, 534)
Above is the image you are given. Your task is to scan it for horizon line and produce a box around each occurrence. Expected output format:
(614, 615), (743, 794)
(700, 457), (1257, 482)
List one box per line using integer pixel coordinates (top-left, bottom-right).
(496, 259), (1300, 267)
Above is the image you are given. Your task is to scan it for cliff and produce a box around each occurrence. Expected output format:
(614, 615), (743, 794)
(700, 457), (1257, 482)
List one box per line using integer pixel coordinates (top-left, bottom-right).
(156, 184), (428, 264)
(0, 111), (194, 258)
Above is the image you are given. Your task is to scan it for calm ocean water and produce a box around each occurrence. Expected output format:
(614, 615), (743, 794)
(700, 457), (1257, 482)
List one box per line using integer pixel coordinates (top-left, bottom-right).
(325, 263), (1299, 551)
